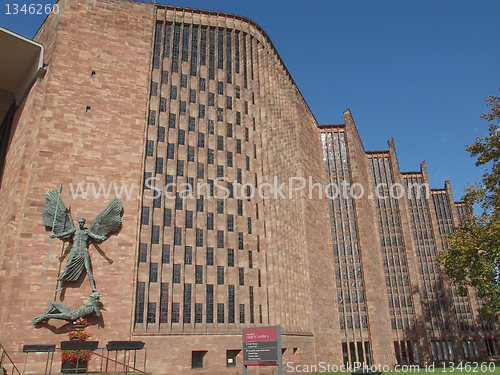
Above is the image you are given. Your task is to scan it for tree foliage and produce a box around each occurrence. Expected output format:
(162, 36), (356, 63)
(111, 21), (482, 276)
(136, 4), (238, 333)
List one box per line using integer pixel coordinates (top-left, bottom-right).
(437, 90), (500, 321)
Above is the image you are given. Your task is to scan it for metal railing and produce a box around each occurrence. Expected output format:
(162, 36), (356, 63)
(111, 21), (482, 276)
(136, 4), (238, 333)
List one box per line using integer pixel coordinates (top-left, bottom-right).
(0, 343), (21, 375)
(0, 342), (148, 375)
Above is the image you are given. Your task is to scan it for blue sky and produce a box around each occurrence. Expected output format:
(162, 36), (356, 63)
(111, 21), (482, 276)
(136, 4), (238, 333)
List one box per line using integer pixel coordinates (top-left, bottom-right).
(2, 0), (499, 200)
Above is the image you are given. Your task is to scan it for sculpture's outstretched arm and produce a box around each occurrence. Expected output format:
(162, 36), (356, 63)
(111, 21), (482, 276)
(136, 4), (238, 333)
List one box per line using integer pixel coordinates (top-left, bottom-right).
(89, 231), (106, 241)
(50, 228), (76, 239)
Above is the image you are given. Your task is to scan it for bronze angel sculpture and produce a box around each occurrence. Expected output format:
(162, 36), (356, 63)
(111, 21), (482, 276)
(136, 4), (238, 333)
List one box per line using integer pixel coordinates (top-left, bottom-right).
(42, 191), (123, 292)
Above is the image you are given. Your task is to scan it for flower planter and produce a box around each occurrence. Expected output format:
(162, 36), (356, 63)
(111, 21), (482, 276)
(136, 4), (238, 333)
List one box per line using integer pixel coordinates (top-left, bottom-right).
(61, 360), (88, 374)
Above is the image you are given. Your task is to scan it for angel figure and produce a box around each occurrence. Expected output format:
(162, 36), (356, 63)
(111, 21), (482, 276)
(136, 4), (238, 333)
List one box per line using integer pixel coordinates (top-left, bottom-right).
(42, 191), (123, 292)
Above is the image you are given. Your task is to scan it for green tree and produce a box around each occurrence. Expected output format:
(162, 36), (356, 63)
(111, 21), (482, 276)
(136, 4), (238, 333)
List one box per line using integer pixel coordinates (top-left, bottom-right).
(437, 90), (500, 321)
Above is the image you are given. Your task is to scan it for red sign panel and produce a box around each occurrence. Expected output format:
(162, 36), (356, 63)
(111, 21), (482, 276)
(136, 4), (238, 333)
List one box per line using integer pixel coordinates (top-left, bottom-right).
(243, 326), (281, 366)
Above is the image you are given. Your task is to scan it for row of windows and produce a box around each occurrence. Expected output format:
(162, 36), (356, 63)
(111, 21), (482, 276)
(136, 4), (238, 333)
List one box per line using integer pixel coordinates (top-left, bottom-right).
(135, 282), (261, 324)
(154, 80), (250, 111)
(151, 154), (253, 176)
(150, 106), (251, 129)
(153, 22), (254, 88)
(140, 244), (259, 266)
(146, 225), (253, 247)
(142, 207), (253, 231)
(142, 256), (259, 284)
(321, 132), (349, 171)
(339, 315), (368, 330)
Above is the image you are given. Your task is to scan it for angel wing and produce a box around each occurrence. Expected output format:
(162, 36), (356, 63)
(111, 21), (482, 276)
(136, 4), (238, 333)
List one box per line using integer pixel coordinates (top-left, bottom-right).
(88, 197), (123, 237)
(42, 190), (74, 236)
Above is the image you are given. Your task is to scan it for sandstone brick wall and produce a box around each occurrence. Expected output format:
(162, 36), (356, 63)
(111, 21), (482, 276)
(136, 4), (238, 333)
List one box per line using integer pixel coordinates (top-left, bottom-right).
(0, 0), (153, 372)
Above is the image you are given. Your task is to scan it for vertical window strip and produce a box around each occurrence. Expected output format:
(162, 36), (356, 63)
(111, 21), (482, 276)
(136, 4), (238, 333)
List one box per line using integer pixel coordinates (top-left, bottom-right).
(184, 283), (192, 323)
(209, 28), (215, 79)
(240, 304), (245, 323)
(234, 31), (240, 74)
(217, 29), (224, 69)
(182, 25), (190, 62)
(135, 282), (145, 323)
(249, 286), (254, 323)
(250, 36), (254, 80)
(153, 22), (163, 69)
(190, 26), (198, 76)
(172, 24), (181, 73)
(226, 29), (232, 83)
(160, 282), (169, 323)
(200, 27), (207, 65)
(243, 33), (247, 88)
(228, 285), (235, 323)
(164, 23), (171, 58)
(147, 302), (156, 323)
(206, 284), (214, 323)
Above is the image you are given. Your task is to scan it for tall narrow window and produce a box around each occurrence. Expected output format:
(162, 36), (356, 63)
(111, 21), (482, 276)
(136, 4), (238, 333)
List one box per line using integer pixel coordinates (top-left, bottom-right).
(190, 26), (198, 76)
(158, 126), (165, 142)
(173, 264), (181, 283)
(226, 30), (232, 83)
(164, 23), (171, 58)
(152, 22), (162, 69)
(228, 285), (235, 323)
(217, 230), (224, 248)
(190, 89), (197, 103)
(151, 82), (158, 97)
(195, 303), (203, 323)
(209, 28), (215, 80)
(200, 28), (207, 66)
(239, 304), (245, 323)
(139, 243), (147, 263)
(147, 302), (156, 323)
(239, 267), (244, 286)
(207, 247), (214, 266)
(141, 206), (150, 225)
(185, 246), (193, 265)
(217, 303), (224, 323)
(160, 282), (169, 323)
(172, 302), (180, 323)
(196, 229), (203, 247)
(217, 266), (224, 285)
(150, 263), (158, 282)
(162, 244), (170, 264)
(174, 227), (182, 246)
(164, 208), (171, 227)
(135, 282), (145, 323)
(217, 29), (224, 69)
(152, 226), (160, 244)
(182, 25), (189, 62)
(235, 32), (240, 74)
(195, 265), (203, 284)
(183, 283), (192, 323)
(249, 286), (254, 323)
(169, 113), (176, 128)
(206, 284), (214, 323)
(207, 212), (214, 230)
(149, 110), (156, 126)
